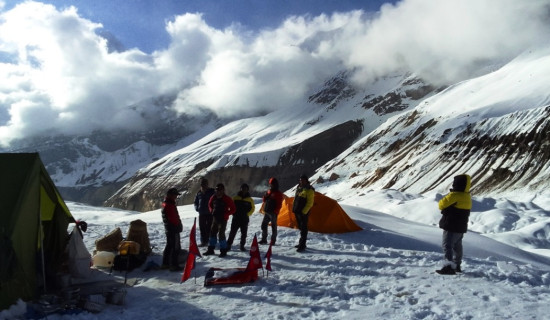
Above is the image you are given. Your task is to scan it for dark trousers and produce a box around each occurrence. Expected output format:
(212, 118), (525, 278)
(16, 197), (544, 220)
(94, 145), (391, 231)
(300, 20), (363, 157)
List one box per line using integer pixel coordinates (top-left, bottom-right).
(227, 215), (249, 247)
(199, 214), (213, 245)
(295, 212), (309, 247)
(209, 217), (228, 250)
(261, 213), (278, 244)
(162, 231), (181, 267)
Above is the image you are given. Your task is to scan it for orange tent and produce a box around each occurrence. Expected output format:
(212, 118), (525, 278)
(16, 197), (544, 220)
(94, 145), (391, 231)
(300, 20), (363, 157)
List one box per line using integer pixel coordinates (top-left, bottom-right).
(278, 192), (362, 233)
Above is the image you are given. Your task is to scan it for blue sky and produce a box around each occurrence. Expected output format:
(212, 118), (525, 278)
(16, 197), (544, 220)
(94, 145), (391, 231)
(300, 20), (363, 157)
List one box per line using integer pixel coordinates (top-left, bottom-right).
(0, 0), (548, 145)
(3, 0), (392, 53)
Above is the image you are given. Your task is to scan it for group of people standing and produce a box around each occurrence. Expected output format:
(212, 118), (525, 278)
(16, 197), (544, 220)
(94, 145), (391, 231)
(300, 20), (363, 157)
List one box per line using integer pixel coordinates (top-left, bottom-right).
(161, 173), (473, 275)
(161, 174), (315, 269)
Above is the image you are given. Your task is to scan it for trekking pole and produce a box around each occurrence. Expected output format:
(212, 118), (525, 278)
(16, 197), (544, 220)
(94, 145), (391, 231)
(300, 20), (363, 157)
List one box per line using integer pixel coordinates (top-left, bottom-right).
(124, 253), (129, 286)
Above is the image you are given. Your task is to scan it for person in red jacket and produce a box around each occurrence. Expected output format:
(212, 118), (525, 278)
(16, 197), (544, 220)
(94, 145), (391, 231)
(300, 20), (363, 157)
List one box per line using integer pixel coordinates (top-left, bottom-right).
(161, 188), (184, 271)
(259, 177), (284, 245)
(204, 183), (236, 257)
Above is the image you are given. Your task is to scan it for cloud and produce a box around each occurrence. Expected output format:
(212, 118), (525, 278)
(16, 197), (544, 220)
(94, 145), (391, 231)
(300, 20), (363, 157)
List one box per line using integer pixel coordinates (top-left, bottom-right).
(1, 0), (549, 146)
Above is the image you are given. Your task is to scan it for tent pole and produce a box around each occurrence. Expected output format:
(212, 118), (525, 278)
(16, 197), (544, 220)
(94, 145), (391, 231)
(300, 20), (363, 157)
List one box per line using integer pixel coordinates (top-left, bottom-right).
(39, 207), (47, 294)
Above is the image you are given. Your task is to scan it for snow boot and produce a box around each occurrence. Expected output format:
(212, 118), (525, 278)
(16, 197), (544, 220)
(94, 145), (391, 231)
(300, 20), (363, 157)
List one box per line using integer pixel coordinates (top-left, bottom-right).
(259, 238), (268, 245)
(219, 249), (228, 257)
(455, 264), (462, 273)
(436, 265), (456, 275)
(204, 246), (215, 256)
(240, 245), (246, 251)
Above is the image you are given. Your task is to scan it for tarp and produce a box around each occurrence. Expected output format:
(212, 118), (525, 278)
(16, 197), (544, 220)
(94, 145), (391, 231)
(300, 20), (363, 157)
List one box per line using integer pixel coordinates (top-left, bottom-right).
(0, 153), (76, 310)
(277, 192), (362, 233)
(204, 268), (258, 286)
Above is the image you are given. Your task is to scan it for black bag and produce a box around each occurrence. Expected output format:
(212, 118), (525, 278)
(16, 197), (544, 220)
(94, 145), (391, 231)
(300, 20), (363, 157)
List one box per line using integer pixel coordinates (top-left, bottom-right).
(112, 253), (147, 271)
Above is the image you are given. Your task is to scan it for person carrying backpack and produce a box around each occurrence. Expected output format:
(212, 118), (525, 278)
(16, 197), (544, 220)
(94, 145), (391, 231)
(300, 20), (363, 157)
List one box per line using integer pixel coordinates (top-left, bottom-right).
(227, 183), (255, 251)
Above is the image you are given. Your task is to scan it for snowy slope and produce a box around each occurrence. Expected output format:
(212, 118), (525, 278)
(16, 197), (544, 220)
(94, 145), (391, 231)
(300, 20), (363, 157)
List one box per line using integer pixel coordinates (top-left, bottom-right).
(313, 48), (550, 199)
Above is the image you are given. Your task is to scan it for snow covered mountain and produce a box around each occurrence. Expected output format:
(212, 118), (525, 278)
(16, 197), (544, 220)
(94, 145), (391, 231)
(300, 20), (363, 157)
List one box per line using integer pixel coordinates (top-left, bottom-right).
(103, 71), (440, 211)
(105, 48), (550, 212)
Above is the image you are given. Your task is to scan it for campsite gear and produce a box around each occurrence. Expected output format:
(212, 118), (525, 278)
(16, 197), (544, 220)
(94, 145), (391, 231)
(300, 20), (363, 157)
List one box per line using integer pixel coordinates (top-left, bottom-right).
(105, 288), (126, 305)
(112, 252), (146, 272)
(125, 219), (152, 255)
(67, 226), (92, 278)
(278, 192), (362, 233)
(95, 227), (123, 252)
(0, 153), (76, 310)
(204, 268), (258, 286)
(92, 251), (116, 268)
(118, 241), (141, 255)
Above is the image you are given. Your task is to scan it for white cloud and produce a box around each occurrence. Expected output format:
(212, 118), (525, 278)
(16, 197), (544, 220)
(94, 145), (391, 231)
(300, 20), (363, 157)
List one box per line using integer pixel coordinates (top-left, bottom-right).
(1, 0), (549, 146)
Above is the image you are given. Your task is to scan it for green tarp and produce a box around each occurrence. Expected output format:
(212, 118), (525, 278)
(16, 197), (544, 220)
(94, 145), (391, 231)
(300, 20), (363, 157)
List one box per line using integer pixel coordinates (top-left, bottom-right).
(0, 153), (75, 310)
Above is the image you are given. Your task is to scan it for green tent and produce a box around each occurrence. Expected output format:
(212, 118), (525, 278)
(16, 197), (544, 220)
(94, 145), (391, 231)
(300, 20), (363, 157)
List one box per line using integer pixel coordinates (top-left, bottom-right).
(0, 153), (75, 310)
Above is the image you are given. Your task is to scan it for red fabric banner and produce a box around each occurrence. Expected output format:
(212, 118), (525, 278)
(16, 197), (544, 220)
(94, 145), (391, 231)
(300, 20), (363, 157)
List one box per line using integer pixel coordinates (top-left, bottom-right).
(245, 235), (263, 271)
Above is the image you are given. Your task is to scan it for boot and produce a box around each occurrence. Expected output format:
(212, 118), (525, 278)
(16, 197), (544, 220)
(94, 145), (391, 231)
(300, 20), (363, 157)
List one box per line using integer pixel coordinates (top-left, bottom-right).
(240, 244), (246, 251)
(455, 264), (462, 273)
(259, 238), (268, 245)
(436, 265), (456, 275)
(219, 249), (227, 257)
(204, 246), (215, 256)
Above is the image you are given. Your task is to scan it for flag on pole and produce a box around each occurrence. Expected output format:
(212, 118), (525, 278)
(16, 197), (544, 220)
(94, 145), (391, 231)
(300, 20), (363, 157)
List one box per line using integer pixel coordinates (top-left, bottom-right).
(181, 218), (200, 282)
(188, 218), (201, 257)
(181, 252), (196, 283)
(245, 235), (263, 272)
(265, 242), (273, 271)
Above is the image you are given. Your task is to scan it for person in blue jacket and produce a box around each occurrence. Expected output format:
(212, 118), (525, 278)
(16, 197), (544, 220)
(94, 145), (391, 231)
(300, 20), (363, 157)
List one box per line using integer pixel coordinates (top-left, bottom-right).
(194, 178), (215, 247)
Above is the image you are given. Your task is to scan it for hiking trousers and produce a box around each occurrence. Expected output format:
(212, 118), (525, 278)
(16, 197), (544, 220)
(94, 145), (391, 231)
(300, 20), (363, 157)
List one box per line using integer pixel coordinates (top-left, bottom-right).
(294, 212), (309, 248)
(227, 215), (249, 247)
(442, 230), (463, 265)
(199, 214), (213, 245)
(209, 217), (228, 250)
(261, 212), (277, 244)
(163, 230), (181, 267)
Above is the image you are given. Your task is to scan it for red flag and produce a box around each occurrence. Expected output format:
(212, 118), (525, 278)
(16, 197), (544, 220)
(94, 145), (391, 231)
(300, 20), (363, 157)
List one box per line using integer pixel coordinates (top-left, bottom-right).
(265, 242), (273, 271)
(189, 218), (201, 257)
(181, 218), (201, 283)
(181, 252), (196, 282)
(245, 235), (263, 271)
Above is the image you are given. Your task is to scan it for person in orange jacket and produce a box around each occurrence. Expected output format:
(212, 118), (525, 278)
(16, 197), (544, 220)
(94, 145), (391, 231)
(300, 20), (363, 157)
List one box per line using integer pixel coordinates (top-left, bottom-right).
(259, 177), (284, 245)
(204, 183), (236, 257)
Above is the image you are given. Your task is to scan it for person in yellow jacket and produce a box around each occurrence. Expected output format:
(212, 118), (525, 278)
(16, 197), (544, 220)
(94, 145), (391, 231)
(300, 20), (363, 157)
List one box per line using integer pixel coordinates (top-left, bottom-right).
(436, 174), (472, 275)
(293, 174), (315, 252)
(227, 184), (255, 251)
